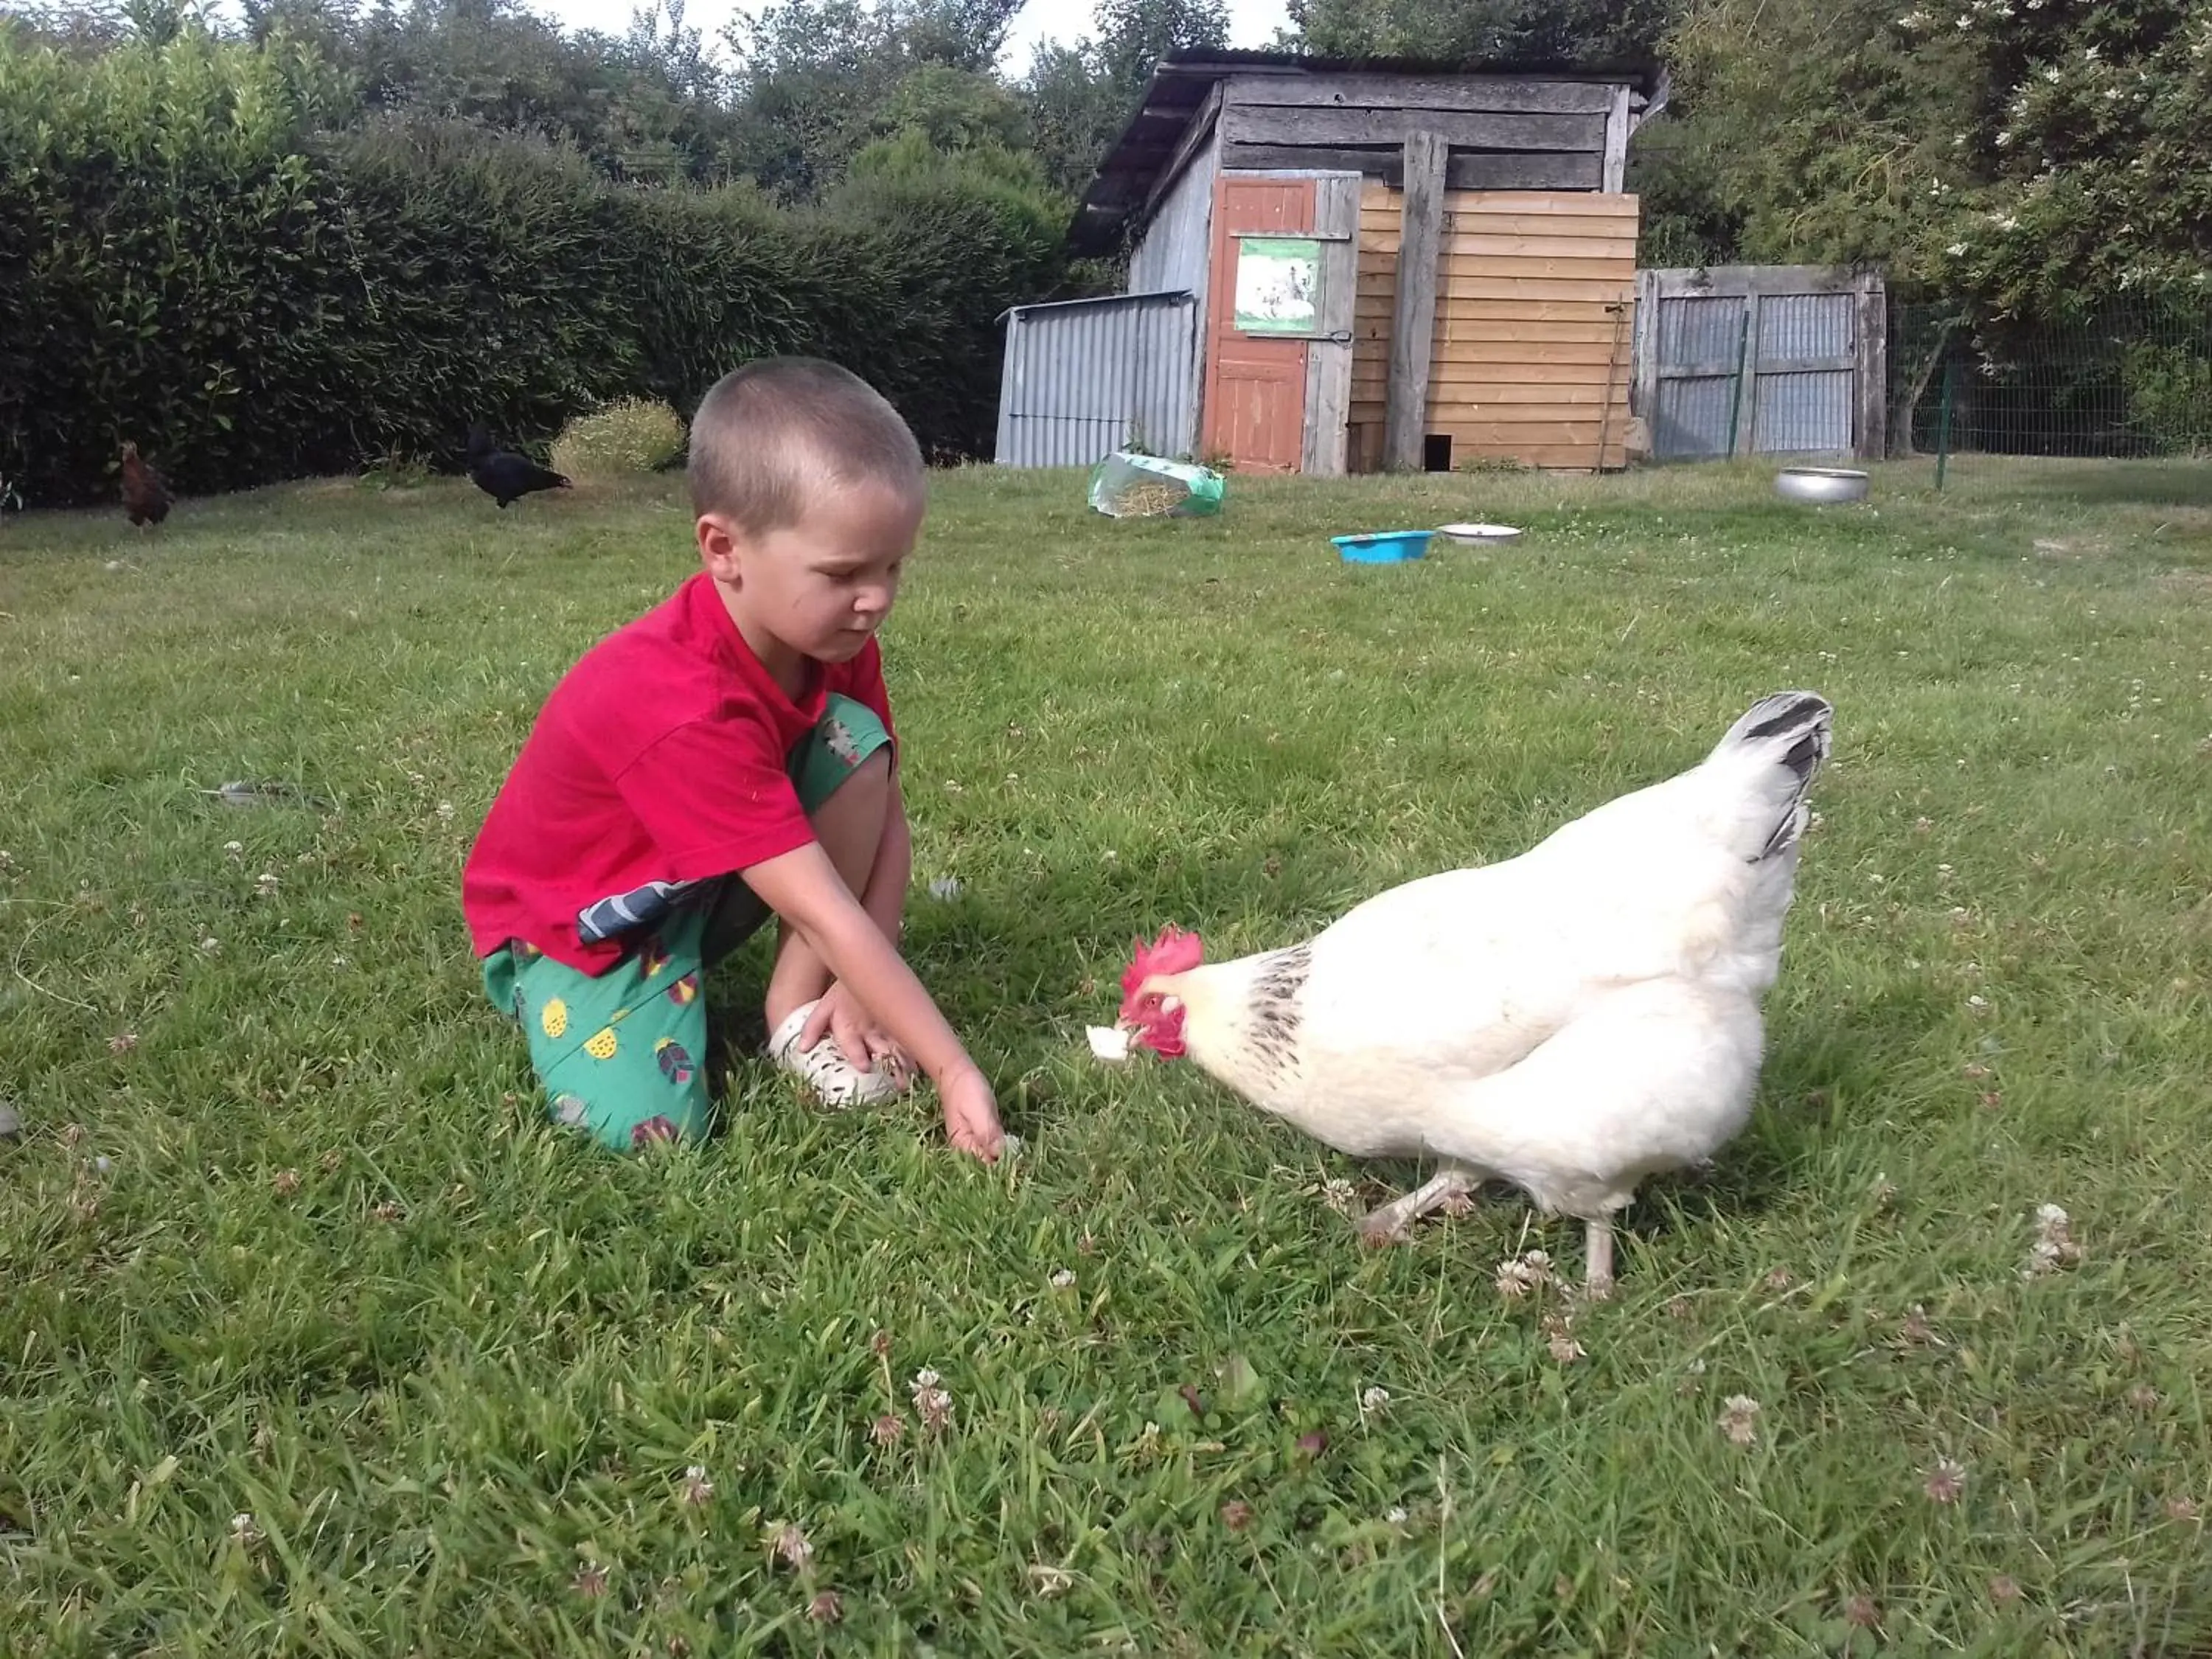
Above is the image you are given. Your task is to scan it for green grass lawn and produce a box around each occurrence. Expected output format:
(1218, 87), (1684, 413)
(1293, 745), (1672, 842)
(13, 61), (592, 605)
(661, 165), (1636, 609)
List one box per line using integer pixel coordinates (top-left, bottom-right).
(4, 454), (2211, 1655)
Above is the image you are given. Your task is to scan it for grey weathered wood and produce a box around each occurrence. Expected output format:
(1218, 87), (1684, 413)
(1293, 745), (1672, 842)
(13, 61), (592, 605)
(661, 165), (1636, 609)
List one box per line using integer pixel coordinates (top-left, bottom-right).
(1136, 83), (1222, 232)
(1301, 173), (1360, 476)
(1438, 151), (1601, 190)
(1220, 144), (1603, 190)
(1130, 130), (1217, 296)
(1222, 103), (1604, 154)
(1383, 131), (1447, 473)
(1630, 268), (1659, 432)
(1128, 125), (1220, 456)
(1854, 271), (1888, 460)
(1224, 72), (1621, 116)
(1601, 84), (1631, 192)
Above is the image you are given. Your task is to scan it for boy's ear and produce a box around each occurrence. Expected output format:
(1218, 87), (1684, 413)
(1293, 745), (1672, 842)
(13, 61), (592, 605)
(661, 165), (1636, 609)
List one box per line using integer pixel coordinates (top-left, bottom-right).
(697, 512), (743, 580)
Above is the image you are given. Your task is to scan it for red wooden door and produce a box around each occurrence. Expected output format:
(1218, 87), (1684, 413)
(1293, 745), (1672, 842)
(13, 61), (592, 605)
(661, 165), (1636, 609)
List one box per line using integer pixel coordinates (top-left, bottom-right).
(1200, 175), (1313, 473)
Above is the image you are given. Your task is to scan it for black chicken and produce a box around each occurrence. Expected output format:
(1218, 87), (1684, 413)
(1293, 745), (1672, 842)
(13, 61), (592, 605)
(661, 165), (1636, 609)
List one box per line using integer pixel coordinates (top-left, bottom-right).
(465, 423), (570, 509)
(120, 441), (171, 528)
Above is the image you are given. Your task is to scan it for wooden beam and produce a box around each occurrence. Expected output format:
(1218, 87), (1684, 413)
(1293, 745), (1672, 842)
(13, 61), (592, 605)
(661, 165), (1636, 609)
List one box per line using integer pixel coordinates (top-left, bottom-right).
(1302, 173), (1361, 476)
(1631, 268), (1658, 437)
(1601, 85), (1631, 192)
(1222, 104), (1605, 153)
(1855, 270), (1888, 460)
(1223, 72), (1622, 116)
(1220, 144), (1604, 191)
(1383, 131), (1447, 473)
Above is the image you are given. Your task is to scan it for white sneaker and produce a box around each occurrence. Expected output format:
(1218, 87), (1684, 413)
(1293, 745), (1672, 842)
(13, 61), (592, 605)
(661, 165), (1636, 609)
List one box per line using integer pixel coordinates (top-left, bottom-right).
(766, 1001), (905, 1107)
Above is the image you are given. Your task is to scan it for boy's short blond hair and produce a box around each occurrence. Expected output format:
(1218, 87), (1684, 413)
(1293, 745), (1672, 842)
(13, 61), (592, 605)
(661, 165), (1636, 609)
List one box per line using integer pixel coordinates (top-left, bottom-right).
(687, 357), (924, 535)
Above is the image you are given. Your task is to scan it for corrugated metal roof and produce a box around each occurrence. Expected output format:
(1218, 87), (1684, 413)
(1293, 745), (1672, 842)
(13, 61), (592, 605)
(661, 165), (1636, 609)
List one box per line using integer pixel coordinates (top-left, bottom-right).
(998, 291), (1189, 322)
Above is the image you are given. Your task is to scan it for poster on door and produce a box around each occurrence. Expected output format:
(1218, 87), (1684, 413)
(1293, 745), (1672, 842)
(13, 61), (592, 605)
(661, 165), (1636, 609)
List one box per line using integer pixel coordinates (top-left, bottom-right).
(1233, 235), (1322, 335)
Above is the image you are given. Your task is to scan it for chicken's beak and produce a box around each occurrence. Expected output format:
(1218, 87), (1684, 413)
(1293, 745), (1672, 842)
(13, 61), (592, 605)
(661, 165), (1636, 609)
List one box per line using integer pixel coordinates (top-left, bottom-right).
(1113, 993), (1180, 1039)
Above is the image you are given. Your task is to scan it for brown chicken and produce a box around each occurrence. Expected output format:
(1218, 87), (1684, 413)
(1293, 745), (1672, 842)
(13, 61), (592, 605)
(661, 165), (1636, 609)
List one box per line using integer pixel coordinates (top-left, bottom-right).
(120, 442), (170, 528)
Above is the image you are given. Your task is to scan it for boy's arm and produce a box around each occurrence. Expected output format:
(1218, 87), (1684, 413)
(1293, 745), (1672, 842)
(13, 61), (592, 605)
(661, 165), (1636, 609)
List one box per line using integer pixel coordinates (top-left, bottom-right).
(856, 773), (912, 948)
(739, 839), (1002, 1159)
(799, 772), (909, 1049)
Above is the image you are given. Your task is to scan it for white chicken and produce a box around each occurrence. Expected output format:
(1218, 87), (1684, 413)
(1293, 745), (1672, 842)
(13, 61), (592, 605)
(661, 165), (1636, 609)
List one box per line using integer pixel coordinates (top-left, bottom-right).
(1111, 690), (1834, 1295)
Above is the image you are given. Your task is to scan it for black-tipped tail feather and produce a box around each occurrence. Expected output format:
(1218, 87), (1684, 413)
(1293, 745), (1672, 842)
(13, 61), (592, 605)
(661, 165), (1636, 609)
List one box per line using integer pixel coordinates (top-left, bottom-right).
(1716, 690), (1833, 861)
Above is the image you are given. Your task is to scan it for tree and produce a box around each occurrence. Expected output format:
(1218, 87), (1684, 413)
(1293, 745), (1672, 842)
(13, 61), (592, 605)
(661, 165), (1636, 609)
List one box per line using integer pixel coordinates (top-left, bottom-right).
(1016, 0), (1228, 195)
(721, 0), (1033, 197)
(1284, 0), (1674, 63)
(1664, 0), (2212, 313)
(866, 61), (1031, 153)
(1091, 0), (1228, 91)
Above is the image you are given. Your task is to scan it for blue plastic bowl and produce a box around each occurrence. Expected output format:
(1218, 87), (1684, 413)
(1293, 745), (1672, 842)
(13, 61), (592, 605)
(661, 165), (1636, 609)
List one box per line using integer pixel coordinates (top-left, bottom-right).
(1332, 529), (1433, 564)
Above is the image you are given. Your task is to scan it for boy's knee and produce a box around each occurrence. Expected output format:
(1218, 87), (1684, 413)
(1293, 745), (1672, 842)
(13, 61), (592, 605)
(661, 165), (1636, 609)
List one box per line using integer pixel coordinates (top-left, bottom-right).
(849, 746), (892, 789)
(816, 745), (892, 815)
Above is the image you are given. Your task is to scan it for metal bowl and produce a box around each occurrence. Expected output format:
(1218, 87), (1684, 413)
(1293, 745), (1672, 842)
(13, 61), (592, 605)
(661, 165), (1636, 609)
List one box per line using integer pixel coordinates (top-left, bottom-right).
(1774, 466), (1870, 505)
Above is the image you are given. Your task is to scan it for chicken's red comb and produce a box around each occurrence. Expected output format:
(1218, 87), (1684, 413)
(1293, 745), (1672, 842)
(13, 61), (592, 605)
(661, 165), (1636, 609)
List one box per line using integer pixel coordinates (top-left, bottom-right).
(1121, 925), (1203, 996)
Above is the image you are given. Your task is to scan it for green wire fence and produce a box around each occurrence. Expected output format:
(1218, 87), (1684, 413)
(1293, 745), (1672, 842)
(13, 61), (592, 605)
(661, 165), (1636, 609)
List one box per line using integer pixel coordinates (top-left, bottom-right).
(1887, 293), (2212, 483)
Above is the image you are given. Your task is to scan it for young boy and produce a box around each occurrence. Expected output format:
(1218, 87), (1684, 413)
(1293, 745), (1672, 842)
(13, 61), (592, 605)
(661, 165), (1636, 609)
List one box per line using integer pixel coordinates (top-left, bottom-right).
(462, 358), (1003, 1161)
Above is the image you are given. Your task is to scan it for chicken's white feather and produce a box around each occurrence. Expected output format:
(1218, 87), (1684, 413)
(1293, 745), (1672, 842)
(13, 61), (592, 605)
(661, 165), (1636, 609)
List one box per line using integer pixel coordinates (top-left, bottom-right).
(1129, 692), (1833, 1287)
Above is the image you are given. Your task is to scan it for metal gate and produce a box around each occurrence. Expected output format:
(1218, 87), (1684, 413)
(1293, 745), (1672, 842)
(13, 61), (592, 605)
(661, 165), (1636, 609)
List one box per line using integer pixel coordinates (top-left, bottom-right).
(1632, 266), (1886, 461)
(993, 290), (1200, 467)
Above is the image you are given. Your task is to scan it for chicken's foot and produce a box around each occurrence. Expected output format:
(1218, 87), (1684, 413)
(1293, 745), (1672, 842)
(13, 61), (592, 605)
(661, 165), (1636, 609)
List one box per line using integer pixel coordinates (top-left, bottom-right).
(1357, 1166), (1477, 1246)
(1583, 1216), (1616, 1300)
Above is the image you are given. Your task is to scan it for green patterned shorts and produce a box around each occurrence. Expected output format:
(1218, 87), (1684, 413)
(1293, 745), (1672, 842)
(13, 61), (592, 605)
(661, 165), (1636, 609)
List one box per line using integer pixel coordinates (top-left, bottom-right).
(481, 694), (891, 1151)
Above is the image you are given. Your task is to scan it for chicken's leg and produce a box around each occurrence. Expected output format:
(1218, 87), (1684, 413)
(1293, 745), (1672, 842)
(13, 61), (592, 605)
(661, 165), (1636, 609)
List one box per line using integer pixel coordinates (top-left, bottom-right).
(1357, 1166), (1477, 1246)
(1583, 1215), (1615, 1299)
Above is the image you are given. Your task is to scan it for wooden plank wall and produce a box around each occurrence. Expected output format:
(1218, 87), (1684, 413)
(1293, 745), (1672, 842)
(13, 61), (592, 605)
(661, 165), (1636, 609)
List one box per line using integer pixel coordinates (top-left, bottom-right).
(1349, 184), (1640, 472)
(1217, 73), (1614, 193)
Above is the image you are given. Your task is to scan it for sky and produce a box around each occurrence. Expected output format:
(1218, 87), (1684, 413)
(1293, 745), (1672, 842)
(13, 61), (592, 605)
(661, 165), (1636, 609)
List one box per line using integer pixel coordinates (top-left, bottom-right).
(518, 0), (1295, 70)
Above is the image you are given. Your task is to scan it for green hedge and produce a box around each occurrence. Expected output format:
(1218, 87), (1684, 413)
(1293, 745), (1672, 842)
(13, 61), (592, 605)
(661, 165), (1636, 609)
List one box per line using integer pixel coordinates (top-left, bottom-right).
(0, 29), (1071, 507)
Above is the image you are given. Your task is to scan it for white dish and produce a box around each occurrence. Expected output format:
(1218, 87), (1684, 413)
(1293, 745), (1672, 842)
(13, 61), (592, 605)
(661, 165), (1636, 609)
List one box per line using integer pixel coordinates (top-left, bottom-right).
(1436, 521), (1523, 543)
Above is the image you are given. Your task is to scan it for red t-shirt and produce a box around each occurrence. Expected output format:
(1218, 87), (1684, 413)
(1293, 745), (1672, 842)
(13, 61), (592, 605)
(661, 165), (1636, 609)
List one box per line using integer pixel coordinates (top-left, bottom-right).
(462, 571), (896, 974)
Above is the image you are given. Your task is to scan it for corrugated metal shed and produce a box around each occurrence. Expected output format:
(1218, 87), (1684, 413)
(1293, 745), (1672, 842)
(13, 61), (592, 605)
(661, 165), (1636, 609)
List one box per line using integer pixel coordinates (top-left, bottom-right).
(1632, 266), (1885, 461)
(1750, 291), (1856, 453)
(993, 291), (1200, 467)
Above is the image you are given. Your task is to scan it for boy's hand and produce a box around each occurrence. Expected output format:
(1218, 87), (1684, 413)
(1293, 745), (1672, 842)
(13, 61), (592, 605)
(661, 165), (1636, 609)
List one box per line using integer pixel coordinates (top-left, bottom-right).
(741, 842), (1000, 1162)
(800, 984), (910, 1085)
(938, 1064), (1004, 1162)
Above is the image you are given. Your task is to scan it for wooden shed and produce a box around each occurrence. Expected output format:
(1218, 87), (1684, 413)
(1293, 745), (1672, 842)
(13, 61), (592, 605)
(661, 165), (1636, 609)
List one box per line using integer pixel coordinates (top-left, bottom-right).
(998, 50), (1665, 476)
